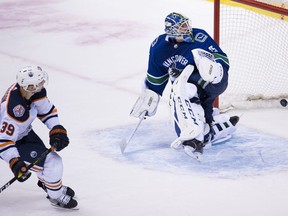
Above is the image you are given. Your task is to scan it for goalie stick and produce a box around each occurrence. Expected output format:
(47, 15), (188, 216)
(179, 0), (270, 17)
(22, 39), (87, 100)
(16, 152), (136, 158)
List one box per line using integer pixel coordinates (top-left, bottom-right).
(120, 111), (147, 154)
(0, 146), (54, 194)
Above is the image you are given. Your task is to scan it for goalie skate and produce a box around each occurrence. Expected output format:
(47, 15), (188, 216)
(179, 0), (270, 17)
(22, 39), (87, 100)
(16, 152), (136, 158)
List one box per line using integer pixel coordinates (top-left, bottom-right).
(183, 139), (204, 161)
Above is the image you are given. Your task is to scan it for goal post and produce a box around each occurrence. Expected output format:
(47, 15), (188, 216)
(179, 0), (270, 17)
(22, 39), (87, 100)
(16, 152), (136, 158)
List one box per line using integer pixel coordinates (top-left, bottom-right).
(214, 0), (288, 109)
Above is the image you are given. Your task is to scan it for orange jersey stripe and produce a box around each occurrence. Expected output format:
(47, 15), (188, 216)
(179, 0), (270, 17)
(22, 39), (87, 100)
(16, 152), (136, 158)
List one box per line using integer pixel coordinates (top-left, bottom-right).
(45, 180), (62, 189)
(0, 141), (15, 148)
(38, 108), (58, 120)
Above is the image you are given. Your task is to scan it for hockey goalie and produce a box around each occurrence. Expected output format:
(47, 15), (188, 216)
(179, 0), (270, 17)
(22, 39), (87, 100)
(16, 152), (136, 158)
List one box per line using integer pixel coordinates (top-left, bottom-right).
(130, 12), (239, 160)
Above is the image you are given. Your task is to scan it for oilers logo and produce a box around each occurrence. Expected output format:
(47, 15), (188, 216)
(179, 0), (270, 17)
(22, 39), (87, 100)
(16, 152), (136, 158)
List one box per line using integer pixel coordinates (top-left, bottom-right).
(13, 105), (25, 117)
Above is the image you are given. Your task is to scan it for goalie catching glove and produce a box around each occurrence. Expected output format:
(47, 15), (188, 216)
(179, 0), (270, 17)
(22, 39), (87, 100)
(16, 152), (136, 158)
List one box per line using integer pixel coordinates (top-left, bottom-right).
(192, 49), (223, 84)
(130, 88), (160, 118)
(49, 125), (69, 151)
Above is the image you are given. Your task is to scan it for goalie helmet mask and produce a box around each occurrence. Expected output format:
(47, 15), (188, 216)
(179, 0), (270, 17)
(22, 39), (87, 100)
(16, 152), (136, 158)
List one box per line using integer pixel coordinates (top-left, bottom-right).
(164, 12), (194, 43)
(17, 66), (48, 93)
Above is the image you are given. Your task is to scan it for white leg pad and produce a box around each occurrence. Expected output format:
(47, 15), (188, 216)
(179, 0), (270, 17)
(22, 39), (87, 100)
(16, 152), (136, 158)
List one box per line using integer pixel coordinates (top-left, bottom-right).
(170, 65), (205, 149)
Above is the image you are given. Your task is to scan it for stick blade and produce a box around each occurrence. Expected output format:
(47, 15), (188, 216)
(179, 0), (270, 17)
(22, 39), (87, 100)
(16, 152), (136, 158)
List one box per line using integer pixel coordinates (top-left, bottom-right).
(119, 139), (128, 154)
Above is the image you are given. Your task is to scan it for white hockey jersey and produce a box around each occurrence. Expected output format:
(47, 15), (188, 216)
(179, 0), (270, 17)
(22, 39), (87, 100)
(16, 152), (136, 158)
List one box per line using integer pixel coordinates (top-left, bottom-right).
(0, 83), (59, 163)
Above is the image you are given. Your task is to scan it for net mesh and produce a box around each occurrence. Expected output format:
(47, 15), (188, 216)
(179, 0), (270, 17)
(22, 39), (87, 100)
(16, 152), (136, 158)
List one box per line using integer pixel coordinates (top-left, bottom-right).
(219, 0), (288, 109)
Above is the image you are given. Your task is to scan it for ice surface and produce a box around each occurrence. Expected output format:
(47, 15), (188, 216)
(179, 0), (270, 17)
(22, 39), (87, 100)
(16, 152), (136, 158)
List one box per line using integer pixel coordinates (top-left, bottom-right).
(1, 0), (288, 216)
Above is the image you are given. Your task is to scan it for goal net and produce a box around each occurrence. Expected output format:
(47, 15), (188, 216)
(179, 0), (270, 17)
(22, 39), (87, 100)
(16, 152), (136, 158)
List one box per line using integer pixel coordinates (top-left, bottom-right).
(215, 0), (288, 109)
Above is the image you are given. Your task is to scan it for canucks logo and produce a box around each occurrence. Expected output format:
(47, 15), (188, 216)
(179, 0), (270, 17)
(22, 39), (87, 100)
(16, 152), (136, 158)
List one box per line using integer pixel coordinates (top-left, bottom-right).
(168, 63), (182, 78)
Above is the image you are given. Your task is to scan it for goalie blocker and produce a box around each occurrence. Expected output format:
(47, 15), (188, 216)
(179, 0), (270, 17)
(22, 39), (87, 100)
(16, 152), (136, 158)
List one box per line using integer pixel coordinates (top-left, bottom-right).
(130, 88), (160, 118)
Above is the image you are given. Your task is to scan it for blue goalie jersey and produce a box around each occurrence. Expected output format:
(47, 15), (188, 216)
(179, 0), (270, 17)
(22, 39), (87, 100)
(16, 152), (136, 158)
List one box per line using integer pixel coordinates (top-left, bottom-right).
(145, 28), (230, 123)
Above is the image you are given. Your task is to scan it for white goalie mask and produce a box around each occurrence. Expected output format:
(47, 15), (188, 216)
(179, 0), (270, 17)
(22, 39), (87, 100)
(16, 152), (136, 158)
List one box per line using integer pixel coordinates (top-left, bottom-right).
(17, 66), (48, 93)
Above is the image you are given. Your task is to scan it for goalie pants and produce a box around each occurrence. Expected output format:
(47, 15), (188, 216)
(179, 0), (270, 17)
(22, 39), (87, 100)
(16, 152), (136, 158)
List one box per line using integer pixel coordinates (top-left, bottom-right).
(16, 130), (64, 199)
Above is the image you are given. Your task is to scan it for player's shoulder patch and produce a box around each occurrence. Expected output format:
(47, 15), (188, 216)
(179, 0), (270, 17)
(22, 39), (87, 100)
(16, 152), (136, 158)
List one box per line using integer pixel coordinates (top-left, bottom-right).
(12, 104), (26, 118)
(193, 28), (210, 43)
(7, 86), (29, 122)
(151, 34), (167, 48)
(151, 36), (159, 47)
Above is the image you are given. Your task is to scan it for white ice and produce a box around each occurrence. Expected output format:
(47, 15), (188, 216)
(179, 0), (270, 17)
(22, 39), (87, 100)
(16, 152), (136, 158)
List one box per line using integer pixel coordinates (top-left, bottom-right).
(1, 0), (288, 215)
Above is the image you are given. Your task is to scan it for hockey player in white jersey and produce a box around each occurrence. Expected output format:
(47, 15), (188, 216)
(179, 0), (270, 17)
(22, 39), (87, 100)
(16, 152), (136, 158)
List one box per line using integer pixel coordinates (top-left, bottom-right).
(130, 12), (239, 160)
(0, 66), (77, 208)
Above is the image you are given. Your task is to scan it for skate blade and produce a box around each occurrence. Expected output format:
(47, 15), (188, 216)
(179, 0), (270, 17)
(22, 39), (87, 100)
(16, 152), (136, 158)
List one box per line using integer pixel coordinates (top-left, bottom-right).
(183, 146), (203, 161)
(51, 203), (79, 210)
(211, 135), (232, 145)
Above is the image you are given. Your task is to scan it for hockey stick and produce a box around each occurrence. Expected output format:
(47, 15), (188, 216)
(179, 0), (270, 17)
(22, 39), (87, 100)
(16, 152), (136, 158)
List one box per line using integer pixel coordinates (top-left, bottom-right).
(0, 146), (54, 194)
(120, 111), (147, 154)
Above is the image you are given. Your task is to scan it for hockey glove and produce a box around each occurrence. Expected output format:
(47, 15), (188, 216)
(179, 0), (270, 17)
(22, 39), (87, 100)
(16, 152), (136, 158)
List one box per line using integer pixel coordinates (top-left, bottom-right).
(49, 125), (69, 151)
(130, 88), (160, 118)
(9, 157), (31, 182)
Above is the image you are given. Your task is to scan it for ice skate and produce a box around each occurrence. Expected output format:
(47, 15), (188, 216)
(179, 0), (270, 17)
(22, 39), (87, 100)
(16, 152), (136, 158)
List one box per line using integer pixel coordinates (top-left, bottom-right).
(183, 139), (204, 160)
(48, 194), (78, 209)
(38, 180), (75, 197)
